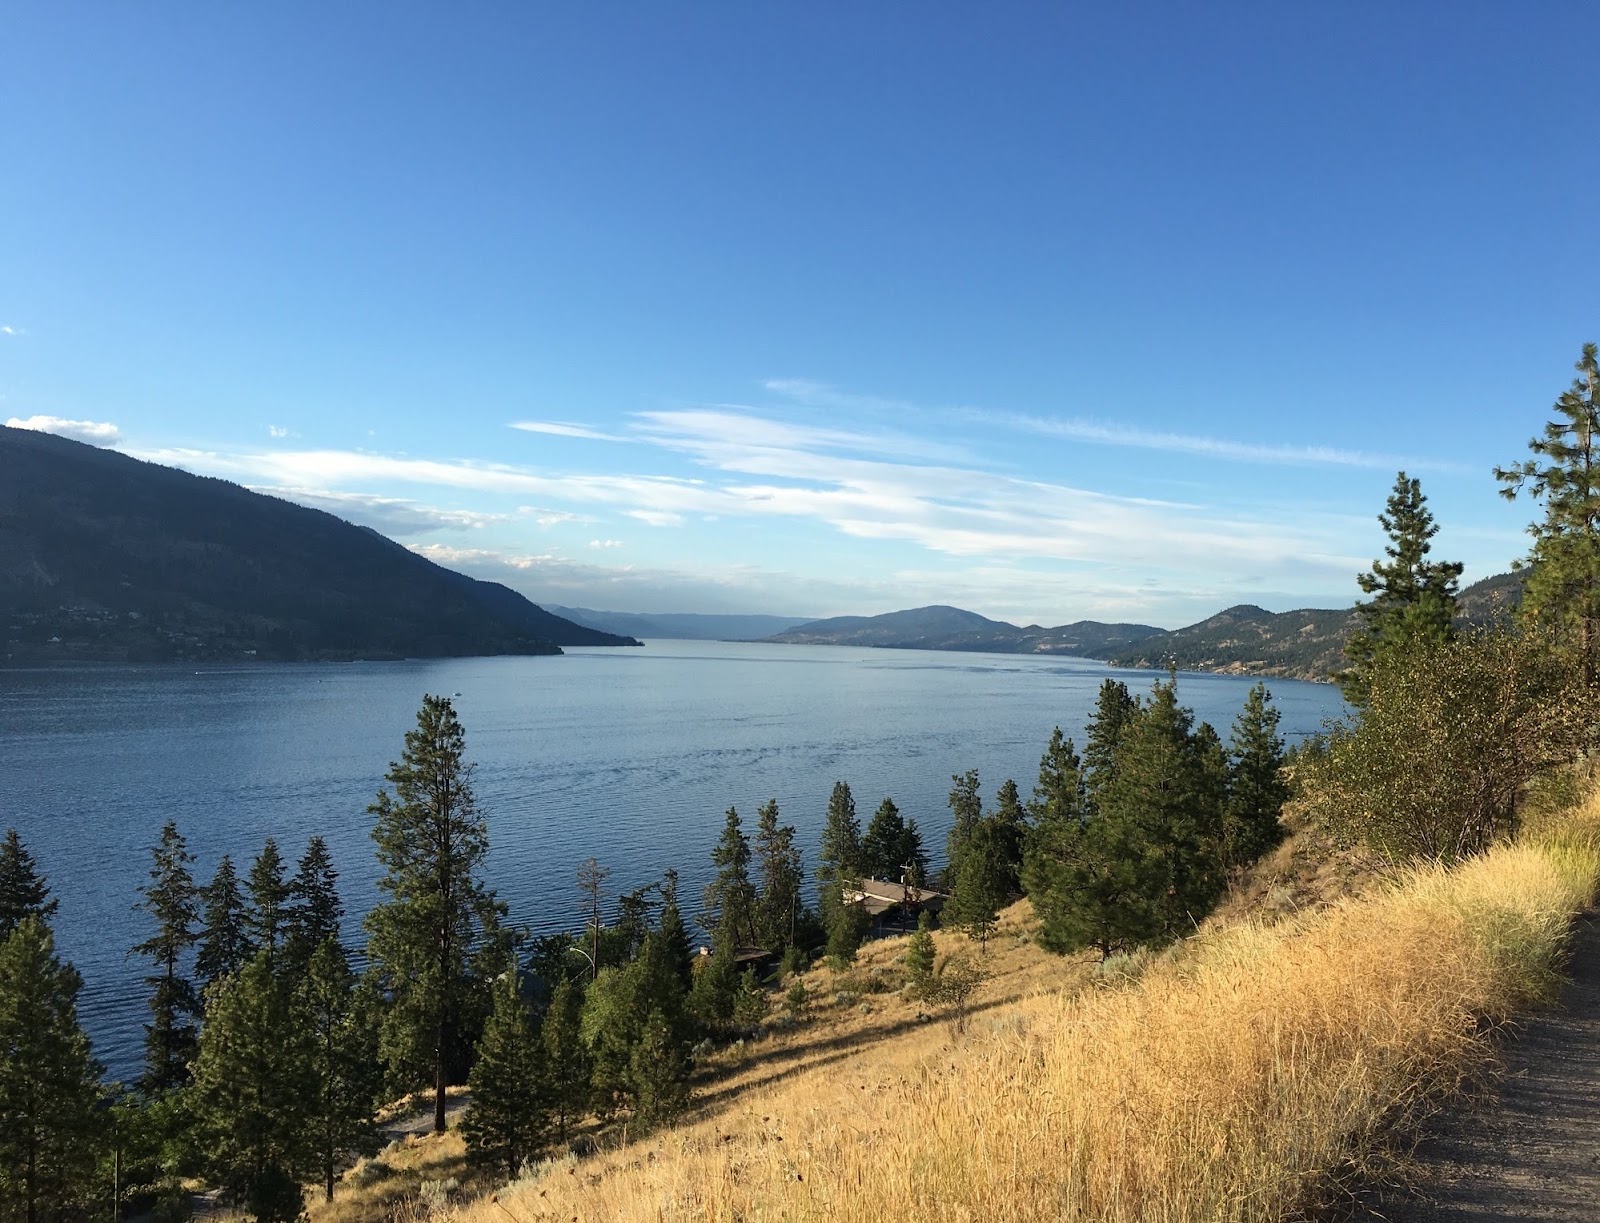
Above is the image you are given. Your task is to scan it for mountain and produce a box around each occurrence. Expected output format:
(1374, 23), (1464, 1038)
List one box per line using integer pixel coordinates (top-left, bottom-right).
(545, 606), (813, 641)
(1106, 572), (1525, 680)
(763, 605), (1165, 657)
(0, 425), (640, 663)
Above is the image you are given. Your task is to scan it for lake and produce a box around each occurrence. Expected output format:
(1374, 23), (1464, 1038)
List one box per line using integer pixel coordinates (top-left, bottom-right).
(0, 640), (1348, 1079)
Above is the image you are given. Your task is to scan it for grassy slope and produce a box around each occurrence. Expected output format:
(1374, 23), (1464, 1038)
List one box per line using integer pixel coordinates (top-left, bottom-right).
(319, 786), (1600, 1222)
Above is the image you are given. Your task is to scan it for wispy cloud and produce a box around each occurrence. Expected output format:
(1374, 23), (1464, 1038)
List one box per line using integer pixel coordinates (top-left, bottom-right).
(6, 414), (120, 444)
(267, 425), (301, 439)
(588, 538), (623, 549)
(970, 409), (1463, 472)
(0, 325), (25, 337)
(249, 486), (504, 536)
(510, 420), (631, 442)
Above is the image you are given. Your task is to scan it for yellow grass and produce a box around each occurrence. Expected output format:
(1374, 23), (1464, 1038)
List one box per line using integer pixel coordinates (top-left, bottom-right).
(453, 793), (1600, 1223)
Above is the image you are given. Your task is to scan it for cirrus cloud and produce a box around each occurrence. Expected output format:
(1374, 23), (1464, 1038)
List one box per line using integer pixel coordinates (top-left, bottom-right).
(6, 414), (121, 445)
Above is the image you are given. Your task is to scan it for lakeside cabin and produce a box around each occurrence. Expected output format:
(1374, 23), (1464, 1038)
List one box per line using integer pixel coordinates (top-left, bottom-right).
(844, 877), (949, 935)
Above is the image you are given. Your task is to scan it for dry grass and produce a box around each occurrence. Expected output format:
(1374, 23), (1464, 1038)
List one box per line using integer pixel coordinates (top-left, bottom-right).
(447, 794), (1600, 1223)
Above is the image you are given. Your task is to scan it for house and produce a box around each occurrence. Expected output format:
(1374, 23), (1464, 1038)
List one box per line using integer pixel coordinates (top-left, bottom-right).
(843, 877), (948, 933)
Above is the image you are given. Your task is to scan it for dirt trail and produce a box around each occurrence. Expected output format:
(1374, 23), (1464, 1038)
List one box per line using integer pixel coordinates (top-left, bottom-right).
(1361, 913), (1600, 1221)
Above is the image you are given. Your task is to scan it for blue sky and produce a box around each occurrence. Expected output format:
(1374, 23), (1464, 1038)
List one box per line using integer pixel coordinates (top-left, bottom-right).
(2, 4), (1595, 627)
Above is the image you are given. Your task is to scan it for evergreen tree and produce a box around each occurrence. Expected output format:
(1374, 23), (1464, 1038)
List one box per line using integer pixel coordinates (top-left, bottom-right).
(900, 820), (930, 889)
(285, 838), (343, 975)
(608, 885), (657, 967)
(944, 819), (1005, 952)
(732, 969), (767, 1028)
(944, 769), (982, 886)
(541, 976), (589, 1143)
(752, 800), (804, 951)
(461, 974), (548, 1179)
(364, 695), (497, 1134)
(580, 924), (689, 1119)
(1225, 683), (1290, 868)
(0, 830), (56, 941)
(300, 941), (380, 1202)
(689, 940), (738, 1028)
(1083, 680), (1139, 812)
(989, 779), (1027, 895)
(655, 871), (695, 991)
(701, 807), (756, 949)
(1341, 472), (1463, 704)
(824, 894), (869, 966)
(629, 1009), (689, 1132)
(1497, 342), (1600, 690)
(816, 782), (861, 928)
(1028, 727), (1087, 832)
(1096, 678), (1226, 941)
(903, 910), (936, 999)
(244, 839), (290, 972)
(861, 797), (908, 881)
(196, 855), (252, 991)
(134, 821), (200, 1094)
(186, 951), (314, 1223)
(1193, 721), (1232, 867)
(0, 918), (103, 1223)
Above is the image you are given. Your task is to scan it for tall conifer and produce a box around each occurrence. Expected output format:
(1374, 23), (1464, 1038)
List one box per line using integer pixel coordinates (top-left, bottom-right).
(541, 976), (589, 1143)
(0, 830), (56, 941)
(752, 800), (804, 950)
(1497, 341), (1600, 689)
(365, 695), (496, 1134)
(245, 839), (290, 972)
(196, 855), (251, 990)
(301, 941), (379, 1201)
(861, 797), (908, 881)
(1225, 683), (1289, 868)
(702, 807), (756, 948)
(134, 821), (200, 1094)
(944, 769), (982, 885)
(816, 782), (861, 927)
(0, 918), (103, 1223)
(286, 838), (343, 974)
(462, 975), (547, 1178)
(1083, 681), (1139, 812)
(1341, 472), (1463, 704)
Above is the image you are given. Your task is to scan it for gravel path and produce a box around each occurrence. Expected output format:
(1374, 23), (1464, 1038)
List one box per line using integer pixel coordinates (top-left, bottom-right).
(1364, 913), (1600, 1221)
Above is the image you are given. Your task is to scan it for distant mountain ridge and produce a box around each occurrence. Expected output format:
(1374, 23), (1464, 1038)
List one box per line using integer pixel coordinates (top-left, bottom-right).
(759, 575), (1524, 679)
(545, 606), (813, 641)
(763, 605), (1165, 657)
(0, 426), (640, 663)
(1106, 570), (1524, 680)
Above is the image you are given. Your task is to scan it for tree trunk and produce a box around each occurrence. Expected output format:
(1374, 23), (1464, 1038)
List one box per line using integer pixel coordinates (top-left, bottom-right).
(435, 1037), (448, 1133)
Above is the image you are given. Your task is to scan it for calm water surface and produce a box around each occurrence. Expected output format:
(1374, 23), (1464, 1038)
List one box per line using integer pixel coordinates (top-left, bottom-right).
(0, 640), (1347, 1078)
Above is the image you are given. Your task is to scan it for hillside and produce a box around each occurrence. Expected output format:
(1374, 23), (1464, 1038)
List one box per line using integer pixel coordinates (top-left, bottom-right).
(0, 426), (640, 663)
(546, 606), (812, 641)
(764, 604), (1164, 656)
(1108, 571), (1525, 681)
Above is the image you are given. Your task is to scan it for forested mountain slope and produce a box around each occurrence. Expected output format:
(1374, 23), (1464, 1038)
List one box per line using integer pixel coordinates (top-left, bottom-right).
(0, 426), (639, 662)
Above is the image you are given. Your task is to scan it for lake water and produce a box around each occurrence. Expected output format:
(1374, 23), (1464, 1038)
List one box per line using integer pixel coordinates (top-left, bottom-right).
(0, 640), (1347, 1079)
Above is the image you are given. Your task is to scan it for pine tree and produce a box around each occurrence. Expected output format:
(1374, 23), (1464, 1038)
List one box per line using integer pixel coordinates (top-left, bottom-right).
(196, 855), (252, 991)
(285, 838), (343, 975)
(824, 894), (869, 965)
(187, 951), (314, 1223)
(816, 782), (861, 928)
(752, 800), (804, 951)
(903, 910), (936, 998)
(861, 797), (908, 881)
(300, 941), (380, 1202)
(628, 1009), (689, 1132)
(0, 830), (56, 941)
(134, 821), (200, 1094)
(0, 918), (103, 1223)
(945, 819), (1005, 952)
(732, 969), (767, 1028)
(1341, 471), (1463, 704)
(462, 974), (548, 1179)
(701, 807), (756, 949)
(1497, 342), (1600, 690)
(1097, 678), (1226, 940)
(1028, 727), (1087, 831)
(1225, 683), (1289, 868)
(541, 976), (589, 1143)
(245, 839), (291, 973)
(944, 769), (982, 886)
(989, 779), (1027, 895)
(689, 940), (738, 1028)
(364, 695), (497, 1134)
(655, 871), (695, 991)
(1083, 680), (1139, 812)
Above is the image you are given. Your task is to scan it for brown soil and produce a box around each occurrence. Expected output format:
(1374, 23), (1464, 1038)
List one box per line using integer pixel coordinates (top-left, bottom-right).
(1350, 913), (1600, 1221)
